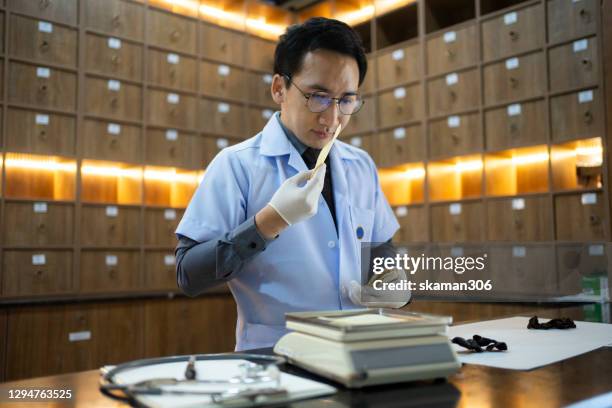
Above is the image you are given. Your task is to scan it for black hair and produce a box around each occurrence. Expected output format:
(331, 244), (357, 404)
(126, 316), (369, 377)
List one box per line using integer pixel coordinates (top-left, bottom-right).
(273, 17), (368, 87)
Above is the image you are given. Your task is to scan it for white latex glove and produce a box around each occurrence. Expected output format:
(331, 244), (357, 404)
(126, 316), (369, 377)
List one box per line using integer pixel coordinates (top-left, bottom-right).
(348, 268), (411, 309)
(268, 164), (326, 226)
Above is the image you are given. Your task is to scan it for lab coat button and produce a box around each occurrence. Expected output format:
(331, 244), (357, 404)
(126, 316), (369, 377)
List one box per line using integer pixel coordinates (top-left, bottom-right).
(328, 240), (336, 248)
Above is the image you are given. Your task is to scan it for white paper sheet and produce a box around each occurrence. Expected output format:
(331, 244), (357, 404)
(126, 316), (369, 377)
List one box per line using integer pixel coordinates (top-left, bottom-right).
(447, 316), (612, 370)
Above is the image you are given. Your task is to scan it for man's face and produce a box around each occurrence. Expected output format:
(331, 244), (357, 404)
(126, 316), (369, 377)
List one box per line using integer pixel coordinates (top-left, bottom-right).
(271, 49), (360, 150)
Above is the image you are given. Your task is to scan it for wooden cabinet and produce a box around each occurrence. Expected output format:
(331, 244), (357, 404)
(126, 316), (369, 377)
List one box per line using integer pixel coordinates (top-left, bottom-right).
(147, 8), (197, 54)
(378, 84), (423, 128)
(200, 61), (245, 100)
(344, 95), (375, 135)
(246, 107), (274, 136)
(376, 42), (420, 89)
(549, 37), (599, 92)
(550, 88), (603, 143)
(431, 201), (484, 242)
(548, 0), (597, 44)
(486, 196), (553, 241)
(428, 112), (481, 158)
(377, 124), (423, 167)
(361, 56), (375, 94)
(394, 205), (428, 242)
(6, 108), (75, 156)
(85, 33), (143, 81)
(84, 76), (142, 120)
(144, 208), (183, 247)
(84, 0), (144, 41)
(481, 3), (544, 61)
(246, 36), (275, 72)
(483, 51), (545, 105)
(9, 14), (77, 67)
(192, 135), (239, 168)
(82, 119), (141, 163)
(145, 128), (195, 168)
(80, 205), (140, 246)
(199, 98), (245, 138)
(3, 201), (73, 246)
(247, 71), (274, 107)
(2, 250), (72, 296)
(342, 134), (378, 163)
(80, 250), (140, 292)
(427, 68), (478, 116)
(8, 0), (77, 26)
(147, 48), (196, 91)
(426, 24), (478, 76)
(555, 192), (606, 241)
(485, 99), (547, 150)
(557, 243), (608, 296)
(144, 251), (177, 291)
(200, 23), (244, 65)
(147, 89), (197, 129)
(8, 61), (76, 111)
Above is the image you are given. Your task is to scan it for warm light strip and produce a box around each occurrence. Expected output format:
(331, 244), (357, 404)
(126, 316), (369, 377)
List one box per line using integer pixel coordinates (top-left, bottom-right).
(511, 152), (549, 166)
(336, 5), (375, 26)
(81, 165), (143, 179)
(576, 146), (603, 157)
(404, 167), (425, 179)
(376, 0), (417, 16)
(5, 157), (76, 172)
(144, 169), (199, 184)
(455, 160), (483, 172)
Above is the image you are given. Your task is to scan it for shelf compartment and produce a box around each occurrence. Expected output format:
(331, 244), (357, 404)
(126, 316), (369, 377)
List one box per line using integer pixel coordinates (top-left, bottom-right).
(378, 162), (425, 206)
(376, 0), (418, 49)
(424, 0), (475, 34)
(551, 137), (602, 191)
(144, 165), (203, 208)
(485, 145), (549, 197)
(427, 154), (482, 202)
(81, 159), (143, 205)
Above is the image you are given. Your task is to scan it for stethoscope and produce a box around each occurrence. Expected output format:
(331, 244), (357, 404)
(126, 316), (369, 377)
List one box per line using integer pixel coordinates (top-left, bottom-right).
(99, 353), (287, 407)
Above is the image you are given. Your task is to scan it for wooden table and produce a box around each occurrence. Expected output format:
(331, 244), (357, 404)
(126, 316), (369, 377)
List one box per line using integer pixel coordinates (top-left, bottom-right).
(1, 301), (611, 407)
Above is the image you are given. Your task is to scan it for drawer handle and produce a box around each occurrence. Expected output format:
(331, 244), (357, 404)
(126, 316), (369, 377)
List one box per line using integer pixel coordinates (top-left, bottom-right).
(509, 30), (519, 41)
(39, 129), (48, 140)
(109, 269), (117, 279)
(590, 214), (601, 226)
(37, 223), (46, 231)
(219, 79), (226, 89)
(451, 133), (460, 145)
(35, 269), (45, 277)
(394, 64), (402, 74)
(169, 146), (176, 157)
(509, 77), (519, 88)
(110, 138), (118, 149)
(220, 42), (227, 52)
(110, 97), (119, 109)
(109, 224), (116, 233)
(581, 59), (592, 69)
(112, 15), (121, 27)
(39, 0), (50, 9)
(38, 84), (48, 93)
(395, 105), (403, 114)
(40, 40), (50, 52)
(509, 123), (519, 134)
(395, 145), (403, 154)
(111, 54), (121, 65)
(445, 49), (455, 59)
(583, 110), (593, 124)
(169, 68), (176, 80)
(169, 107), (177, 116)
(448, 90), (457, 101)
(513, 217), (523, 229)
(221, 116), (228, 125)
(171, 30), (181, 41)
(579, 9), (590, 22)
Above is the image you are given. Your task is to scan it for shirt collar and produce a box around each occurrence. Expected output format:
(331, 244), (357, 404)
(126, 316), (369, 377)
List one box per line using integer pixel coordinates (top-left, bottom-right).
(277, 113), (309, 155)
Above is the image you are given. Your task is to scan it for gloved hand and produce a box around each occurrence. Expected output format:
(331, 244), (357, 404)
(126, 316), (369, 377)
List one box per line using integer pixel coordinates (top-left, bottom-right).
(268, 164), (326, 226)
(348, 267), (411, 309)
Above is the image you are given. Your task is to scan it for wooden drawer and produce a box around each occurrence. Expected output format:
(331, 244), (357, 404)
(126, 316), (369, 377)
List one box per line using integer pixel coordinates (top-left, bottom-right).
(361, 56), (375, 94)
(343, 134), (378, 163)
(429, 112), (480, 158)
(557, 243), (608, 296)
(144, 208), (183, 247)
(485, 99), (547, 150)
(9, 14), (77, 67)
(80, 205), (140, 246)
(147, 89), (197, 129)
(200, 23), (244, 65)
(200, 61), (245, 100)
(549, 37), (599, 92)
(427, 24), (478, 77)
(247, 71), (274, 107)
(8, 61), (76, 111)
(551, 88), (603, 143)
(427, 69), (478, 116)
(486, 196), (552, 241)
(8, 0), (77, 26)
(148, 48), (196, 91)
(84, 76), (142, 120)
(145, 128), (195, 168)
(483, 52), (545, 105)
(147, 8), (196, 54)
(376, 43), (420, 89)
(0, 11), (4, 55)
(80, 250), (140, 292)
(344, 95), (374, 135)
(2, 250), (72, 296)
(192, 135), (239, 168)
(6, 108), (75, 155)
(393, 205), (428, 242)
(377, 124), (423, 167)
(431, 201), (484, 242)
(85, 33), (143, 81)
(555, 192), (606, 241)
(144, 251), (177, 291)
(199, 98), (245, 138)
(481, 3), (544, 61)
(548, 0), (597, 44)
(82, 119), (141, 163)
(84, 0), (144, 41)
(378, 85), (423, 128)
(246, 107), (274, 136)
(246, 37), (275, 72)
(3, 201), (73, 246)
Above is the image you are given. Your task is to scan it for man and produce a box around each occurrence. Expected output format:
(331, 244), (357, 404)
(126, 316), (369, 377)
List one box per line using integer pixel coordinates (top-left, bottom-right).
(175, 17), (409, 351)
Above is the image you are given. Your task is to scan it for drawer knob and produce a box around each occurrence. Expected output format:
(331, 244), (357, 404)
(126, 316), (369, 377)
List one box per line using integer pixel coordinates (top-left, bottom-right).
(110, 138), (118, 149)
(509, 30), (519, 41)
(109, 224), (116, 233)
(39, 40), (50, 52)
(39, 0), (50, 9)
(169, 107), (177, 117)
(35, 269), (45, 277)
(38, 84), (48, 93)
(169, 68), (176, 80)
(448, 90), (457, 101)
(39, 129), (48, 140)
(395, 145), (403, 154)
(220, 42), (227, 52)
(111, 54), (121, 65)
(589, 214), (601, 226)
(581, 59), (592, 69)
(37, 223), (46, 231)
(394, 64), (402, 74)
(169, 146), (176, 157)
(395, 105), (403, 114)
(109, 269), (117, 279)
(445, 49), (455, 59)
(112, 15), (121, 27)
(583, 110), (593, 124)
(509, 77), (519, 88)
(171, 30), (181, 41)
(509, 123), (519, 134)
(110, 97), (119, 109)
(219, 79), (226, 89)
(579, 9), (590, 22)
(513, 217), (523, 229)
(451, 133), (460, 145)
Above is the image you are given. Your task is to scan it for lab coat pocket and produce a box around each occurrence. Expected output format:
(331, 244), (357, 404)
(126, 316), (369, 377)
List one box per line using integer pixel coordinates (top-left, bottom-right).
(349, 206), (375, 243)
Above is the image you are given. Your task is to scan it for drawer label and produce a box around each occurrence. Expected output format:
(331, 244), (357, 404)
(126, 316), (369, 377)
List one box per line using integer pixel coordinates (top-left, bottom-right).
(443, 31), (456, 43)
(105, 254), (118, 266)
(262, 74), (273, 84)
(164, 209), (177, 220)
(164, 255), (176, 266)
(105, 206), (118, 217)
(38, 21), (53, 33)
(581, 192), (597, 205)
(107, 123), (121, 135)
(449, 203), (462, 215)
(573, 39), (588, 53)
(393, 127), (406, 139)
(395, 206), (408, 217)
(507, 103), (522, 116)
(69, 331), (91, 342)
(107, 79), (121, 91)
(107, 37), (122, 49)
(393, 87), (406, 99)
(445, 73), (458, 86)
(451, 246), (464, 257)
(588, 244), (604, 256)
(217, 138), (229, 149)
(217, 103), (230, 113)
(36, 67), (51, 78)
(167, 93), (180, 104)
(33, 202), (48, 213)
(217, 64), (230, 76)
(350, 137), (362, 147)
(578, 90), (593, 103)
(512, 246), (526, 258)
(32, 254), (46, 265)
(512, 198), (525, 210)
(167, 53), (180, 64)
(447, 115), (460, 128)
(505, 57), (519, 70)
(261, 109), (273, 120)
(165, 129), (178, 141)
(391, 49), (404, 61)
(35, 114), (50, 125)
(504, 12), (517, 25)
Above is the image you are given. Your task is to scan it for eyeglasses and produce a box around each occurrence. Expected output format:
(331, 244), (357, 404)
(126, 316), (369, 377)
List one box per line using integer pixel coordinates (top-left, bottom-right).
(283, 74), (364, 115)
